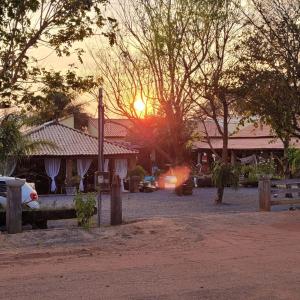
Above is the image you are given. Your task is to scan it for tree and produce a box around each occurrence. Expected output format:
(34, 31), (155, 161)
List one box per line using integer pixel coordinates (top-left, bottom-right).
(91, 0), (216, 165)
(193, 0), (242, 203)
(0, 114), (48, 175)
(20, 69), (99, 126)
(0, 0), (116, 106)
(236, 0), (300, 177)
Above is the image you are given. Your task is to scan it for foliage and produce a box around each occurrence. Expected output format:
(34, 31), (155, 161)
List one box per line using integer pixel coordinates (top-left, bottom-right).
(237, 0), (300, 139)
(73, 193), (96, 229)
(128, 165), (147, 179)
(0, 114), (53, 175)
(66, 175), (81, 187)
(0, 0), (116, 106)
(212, 162), (239, 189)
(20, 69), (99, 124)
(240, 160), (276, 184)
(92, 0), (220, 164)
(287, 148), (300, 176)
(257, 160), (276, 177)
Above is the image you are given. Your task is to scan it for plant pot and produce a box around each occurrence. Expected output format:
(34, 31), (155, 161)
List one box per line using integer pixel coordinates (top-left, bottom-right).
(65, 186), (77, 195)
(129, 176), (140, 193)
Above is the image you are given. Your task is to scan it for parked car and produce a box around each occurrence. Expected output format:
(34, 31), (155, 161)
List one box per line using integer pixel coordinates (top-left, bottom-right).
(0, 177), (40, 209)
(139, 176), (158, 192)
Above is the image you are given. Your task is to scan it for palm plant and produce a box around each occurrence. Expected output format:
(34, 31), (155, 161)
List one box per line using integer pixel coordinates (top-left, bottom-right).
(0, 114), (52, 176)
(212, 161), (240, 204)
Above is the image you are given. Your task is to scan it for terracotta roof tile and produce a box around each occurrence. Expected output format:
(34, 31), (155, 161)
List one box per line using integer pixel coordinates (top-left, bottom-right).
(197, 120), (222, 137)
(25, 122), (138, 157)
(193, 137), (300, 150)
(232, 123), (274, 138)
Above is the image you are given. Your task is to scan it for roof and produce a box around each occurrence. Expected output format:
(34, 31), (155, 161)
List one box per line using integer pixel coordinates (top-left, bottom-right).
(197, 120), (222, 138)
(193, 137), (300, 150)
(232, 123), (274, 138)
(193, 121), (300, 151)
(89, 118), (132, 138)
(25, 121), (138, 157)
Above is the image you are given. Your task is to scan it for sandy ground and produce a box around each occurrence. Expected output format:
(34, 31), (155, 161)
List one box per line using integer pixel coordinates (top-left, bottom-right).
(0, 210), (299, 300)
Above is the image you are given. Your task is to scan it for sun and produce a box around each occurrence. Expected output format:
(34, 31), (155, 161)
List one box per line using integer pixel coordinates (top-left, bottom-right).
(134, 98), (146, 113)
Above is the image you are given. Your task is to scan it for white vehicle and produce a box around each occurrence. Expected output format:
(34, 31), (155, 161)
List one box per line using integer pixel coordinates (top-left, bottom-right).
(0, 177), (40, 209)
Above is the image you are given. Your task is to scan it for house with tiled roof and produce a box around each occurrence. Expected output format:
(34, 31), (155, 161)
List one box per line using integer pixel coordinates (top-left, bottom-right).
(193, 121), (300, 169)
(88, 117), (156, 172)
(13, 121), (138, 194)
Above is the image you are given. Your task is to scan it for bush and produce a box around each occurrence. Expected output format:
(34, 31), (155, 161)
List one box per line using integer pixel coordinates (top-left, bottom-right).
(288, 148), (300, 176)
(257, 160), (275, 177)
(128, 165), (147, 179)
(73, 193), (96, 229)
(212, 162), (239, 189)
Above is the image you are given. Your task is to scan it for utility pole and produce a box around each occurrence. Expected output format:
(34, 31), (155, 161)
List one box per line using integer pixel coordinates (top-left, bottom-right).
(97, 87), (104, 227)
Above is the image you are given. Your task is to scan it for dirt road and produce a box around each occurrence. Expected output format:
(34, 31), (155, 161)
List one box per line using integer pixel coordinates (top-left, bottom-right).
(0, 211), (299, 299)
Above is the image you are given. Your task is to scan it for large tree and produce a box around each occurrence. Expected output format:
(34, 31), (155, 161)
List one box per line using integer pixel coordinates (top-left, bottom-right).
(0, 0), (116, 107)
(237, 0), (300, 177)
(193, 0), (242, 204)
(91, 0), (217, 165)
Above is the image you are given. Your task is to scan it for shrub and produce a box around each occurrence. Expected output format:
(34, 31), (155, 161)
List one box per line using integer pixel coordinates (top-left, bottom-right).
(128, 165), (147, 179)
(257, 160), (275, 177)
(212, 162), (240, 189)
(73, 193), (96, 229)
(288, 148), (300, 176)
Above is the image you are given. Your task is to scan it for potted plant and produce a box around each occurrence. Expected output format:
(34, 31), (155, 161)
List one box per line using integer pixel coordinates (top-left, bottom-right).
(128, 165), (147, 193)
(175, 176), (194, 196)
(65, 175), (80, 195)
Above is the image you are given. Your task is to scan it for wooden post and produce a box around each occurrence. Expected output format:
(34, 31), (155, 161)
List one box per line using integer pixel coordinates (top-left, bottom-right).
(65, 159), (73, 185)
(285, 183), (293, 198)
(258, 177), (271, 211)
(6, 178), (25, 234)
(97, 87), (104, 227)
(111, 175), (122, 225)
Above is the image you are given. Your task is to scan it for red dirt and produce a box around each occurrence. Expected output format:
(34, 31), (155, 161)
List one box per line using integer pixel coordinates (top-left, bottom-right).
(0, 211), (299, 299)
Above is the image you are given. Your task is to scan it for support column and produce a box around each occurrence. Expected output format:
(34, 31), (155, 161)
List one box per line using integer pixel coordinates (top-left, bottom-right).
(65, 159), (73, 185)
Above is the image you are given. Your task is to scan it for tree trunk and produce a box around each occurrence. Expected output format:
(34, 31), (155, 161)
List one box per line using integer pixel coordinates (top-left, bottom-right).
(215, 99), (229, 205)
(283, 139), (290, 179)
(215, 186), (224, 204)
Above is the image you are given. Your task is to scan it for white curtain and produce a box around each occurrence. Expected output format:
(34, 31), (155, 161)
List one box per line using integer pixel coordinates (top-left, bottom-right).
(115, 159), (128, 192)
(45, 158), (61, 192)
(0, 159), (16, 176)
(77, 158), (92, 192)
(104, 159), (109, 172)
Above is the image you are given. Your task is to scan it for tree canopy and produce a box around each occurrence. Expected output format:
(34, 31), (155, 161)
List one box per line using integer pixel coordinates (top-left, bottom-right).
(237, 0), (300, 140)
(0, 0), (116, 106)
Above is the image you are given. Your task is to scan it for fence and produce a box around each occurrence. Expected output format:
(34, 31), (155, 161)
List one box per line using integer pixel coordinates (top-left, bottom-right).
(259, 177), (300, 211)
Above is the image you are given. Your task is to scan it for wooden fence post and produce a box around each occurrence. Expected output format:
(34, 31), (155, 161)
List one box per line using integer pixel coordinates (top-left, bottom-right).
(6, 178), (25, 234)
(258, 177), (271, 211)
(111, 175), (122, 225)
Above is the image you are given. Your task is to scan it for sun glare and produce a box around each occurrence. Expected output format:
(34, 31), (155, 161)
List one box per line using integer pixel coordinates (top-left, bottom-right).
(134, 98), (146, 113)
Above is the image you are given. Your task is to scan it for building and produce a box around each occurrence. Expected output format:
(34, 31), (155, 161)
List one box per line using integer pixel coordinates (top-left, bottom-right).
(193, 121), (300, 169)
(14, 121), (138, 194)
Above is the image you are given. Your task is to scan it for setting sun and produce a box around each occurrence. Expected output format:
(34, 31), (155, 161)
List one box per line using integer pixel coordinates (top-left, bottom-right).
(134, 98), (146, 113)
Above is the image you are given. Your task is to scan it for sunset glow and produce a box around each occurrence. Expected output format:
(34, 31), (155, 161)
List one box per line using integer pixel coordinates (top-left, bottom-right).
(134, 98), (146, 113)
